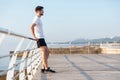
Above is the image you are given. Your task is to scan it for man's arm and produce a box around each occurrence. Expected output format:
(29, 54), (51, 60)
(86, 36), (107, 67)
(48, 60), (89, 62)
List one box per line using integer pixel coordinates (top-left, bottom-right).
(30, 23), (38, 41)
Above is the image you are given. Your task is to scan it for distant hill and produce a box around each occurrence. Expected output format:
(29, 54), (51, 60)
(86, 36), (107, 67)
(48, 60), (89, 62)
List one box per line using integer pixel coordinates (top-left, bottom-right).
(71, 36), (120, 43)
(47, 36), (120, 44)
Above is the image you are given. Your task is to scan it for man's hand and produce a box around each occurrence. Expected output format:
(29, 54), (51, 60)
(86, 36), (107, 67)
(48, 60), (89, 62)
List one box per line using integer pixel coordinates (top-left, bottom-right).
(35, 38), (39, 41)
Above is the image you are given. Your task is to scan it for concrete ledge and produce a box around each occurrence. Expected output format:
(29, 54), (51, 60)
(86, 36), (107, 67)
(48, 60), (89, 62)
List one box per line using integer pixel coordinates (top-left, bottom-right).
(101, 48), (120, 54)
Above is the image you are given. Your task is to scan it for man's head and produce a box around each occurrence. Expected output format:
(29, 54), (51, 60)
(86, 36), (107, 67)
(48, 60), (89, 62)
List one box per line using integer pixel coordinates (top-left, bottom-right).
(35, 6), (44, 17)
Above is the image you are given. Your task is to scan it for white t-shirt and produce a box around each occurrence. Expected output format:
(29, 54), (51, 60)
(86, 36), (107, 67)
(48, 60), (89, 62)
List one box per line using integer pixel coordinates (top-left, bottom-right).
(32, 16), (44, 39)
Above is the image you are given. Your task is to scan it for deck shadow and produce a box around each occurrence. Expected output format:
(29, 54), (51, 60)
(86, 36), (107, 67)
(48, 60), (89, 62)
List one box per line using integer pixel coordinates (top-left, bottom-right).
(99, 54), (120, 61)
(64, 55), (94, 80)
(80, 55), (120, 71)
(41, 73), (47, 80)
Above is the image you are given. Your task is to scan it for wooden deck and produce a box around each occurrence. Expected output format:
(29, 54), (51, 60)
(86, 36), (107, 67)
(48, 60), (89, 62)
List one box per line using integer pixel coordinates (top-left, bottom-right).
(33, 54), (120, 80)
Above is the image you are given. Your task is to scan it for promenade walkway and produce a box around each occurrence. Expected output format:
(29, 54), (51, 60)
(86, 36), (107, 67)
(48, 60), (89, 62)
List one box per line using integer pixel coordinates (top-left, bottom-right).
(34, 54), (120, 80)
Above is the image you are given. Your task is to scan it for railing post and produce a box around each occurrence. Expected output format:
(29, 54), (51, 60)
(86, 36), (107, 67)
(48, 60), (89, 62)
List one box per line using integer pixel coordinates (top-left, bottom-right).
(19, 40), (32, 80)
(6, 38), (25, 80)
(0, 27), (37, 80)
(88, 42), (90, 54)
(32, 49), (41, 75)
(27, 42), (36, 80)
(0, 34), (6, 45)
(32, 49), (37, 75)
(69, 42), (71, 54)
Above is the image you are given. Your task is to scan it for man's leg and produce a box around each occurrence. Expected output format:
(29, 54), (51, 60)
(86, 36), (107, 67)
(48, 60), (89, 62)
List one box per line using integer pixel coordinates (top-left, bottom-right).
(40, 46), (56, 73)
(46, 47), (50, 59)
(40, 46), (48, 69)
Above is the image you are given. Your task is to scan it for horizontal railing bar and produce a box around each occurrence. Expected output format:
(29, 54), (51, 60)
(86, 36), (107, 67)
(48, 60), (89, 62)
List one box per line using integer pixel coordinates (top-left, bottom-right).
(12, 54), (41, 80)
(27, 54), (41, 67)
(13, 69), (25, 80)
(7, 52), (38, 72)
(0, 27), (35, 40)
(0, 54), (13, 59)
(0, 54), (41, 78)
(24, 60), (41, 80)
(0, 50), (40, 75)
(13, 56), (39, 80)
(0, 48), (38, 59)
(24, 61), (41, 80)
(0, 70), (8, 75)
(14, 52), (39, 68)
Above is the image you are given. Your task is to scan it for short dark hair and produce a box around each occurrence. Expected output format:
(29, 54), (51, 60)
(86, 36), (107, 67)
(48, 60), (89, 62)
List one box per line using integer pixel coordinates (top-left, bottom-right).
(35, 6), (44, 12)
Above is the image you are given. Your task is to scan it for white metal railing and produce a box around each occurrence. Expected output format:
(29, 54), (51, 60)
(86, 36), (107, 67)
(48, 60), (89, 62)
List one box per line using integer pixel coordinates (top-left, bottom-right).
(0, 27), (42, 80)
(100, 42), (120, 49)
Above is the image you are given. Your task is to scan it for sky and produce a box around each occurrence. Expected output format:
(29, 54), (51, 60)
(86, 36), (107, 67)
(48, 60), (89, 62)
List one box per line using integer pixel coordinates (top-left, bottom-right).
(0, 0), (120, 42)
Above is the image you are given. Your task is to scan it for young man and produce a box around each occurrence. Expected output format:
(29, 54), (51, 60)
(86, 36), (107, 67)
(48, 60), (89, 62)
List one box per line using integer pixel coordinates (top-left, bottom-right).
(30, 6), (56, 73)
